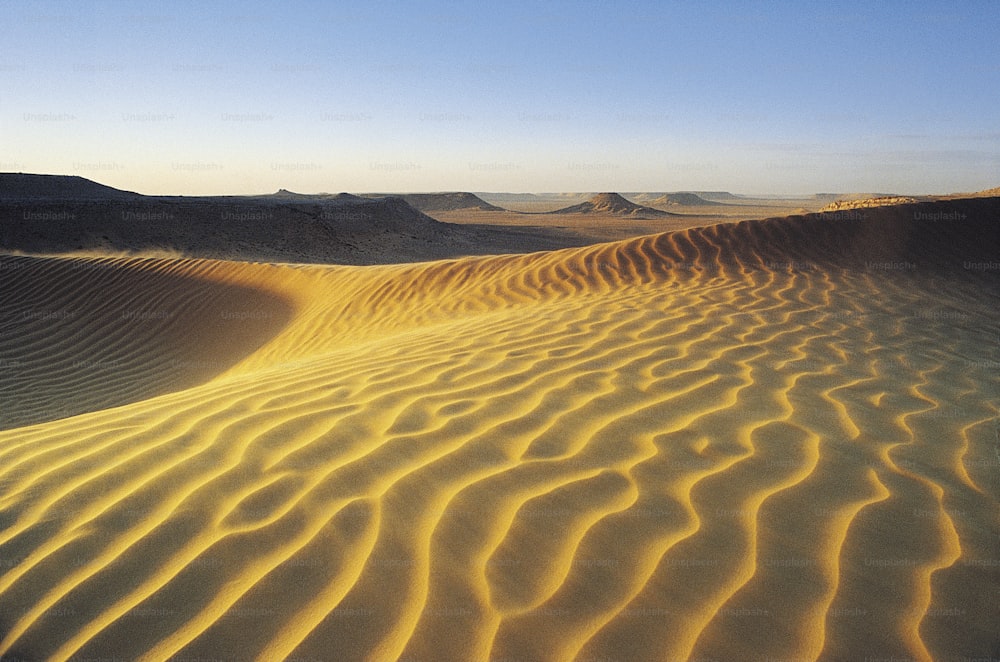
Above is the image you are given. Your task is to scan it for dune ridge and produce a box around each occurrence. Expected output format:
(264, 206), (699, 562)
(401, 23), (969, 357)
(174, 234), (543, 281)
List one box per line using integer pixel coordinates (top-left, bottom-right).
(0, 200), (998, 660)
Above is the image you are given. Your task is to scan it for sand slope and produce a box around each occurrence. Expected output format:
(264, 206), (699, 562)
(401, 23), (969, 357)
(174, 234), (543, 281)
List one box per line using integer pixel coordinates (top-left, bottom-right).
(0, 200), (998, 661)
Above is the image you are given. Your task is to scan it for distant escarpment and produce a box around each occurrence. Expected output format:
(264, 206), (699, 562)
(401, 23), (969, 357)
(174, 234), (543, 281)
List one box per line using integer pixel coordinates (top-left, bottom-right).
(820, 196), (921, 212)
(0, 174), (583, 264)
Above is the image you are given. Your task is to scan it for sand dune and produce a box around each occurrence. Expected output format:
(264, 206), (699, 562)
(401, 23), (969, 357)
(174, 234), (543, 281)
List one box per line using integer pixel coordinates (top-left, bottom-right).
(0, 199), (998, 660)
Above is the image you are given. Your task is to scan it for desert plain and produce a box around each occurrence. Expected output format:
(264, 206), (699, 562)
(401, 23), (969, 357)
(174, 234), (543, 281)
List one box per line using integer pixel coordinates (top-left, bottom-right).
(0, 175), (998, 661)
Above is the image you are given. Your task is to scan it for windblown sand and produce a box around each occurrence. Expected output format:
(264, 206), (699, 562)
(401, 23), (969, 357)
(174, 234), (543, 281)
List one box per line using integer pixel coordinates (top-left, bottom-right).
(0, 209), (998, 661)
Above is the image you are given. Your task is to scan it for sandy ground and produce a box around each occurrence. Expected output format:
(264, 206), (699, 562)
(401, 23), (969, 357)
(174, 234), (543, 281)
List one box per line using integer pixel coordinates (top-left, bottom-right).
(0, 199), (998, 660)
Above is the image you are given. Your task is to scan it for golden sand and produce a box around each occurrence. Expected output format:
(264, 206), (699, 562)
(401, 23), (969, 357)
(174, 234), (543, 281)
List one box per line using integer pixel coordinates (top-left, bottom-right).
(0, 210), (998, 660)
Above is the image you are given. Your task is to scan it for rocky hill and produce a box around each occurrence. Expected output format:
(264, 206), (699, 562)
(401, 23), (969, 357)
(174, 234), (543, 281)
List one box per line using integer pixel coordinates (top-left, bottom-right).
(0, 174), (581, 264)
(649, 192), (720, 206)
(0, 173), (142, 201)
(551, 192), (676, 217)
(396, 192), (505, 212)
(820, 196), (921, 212)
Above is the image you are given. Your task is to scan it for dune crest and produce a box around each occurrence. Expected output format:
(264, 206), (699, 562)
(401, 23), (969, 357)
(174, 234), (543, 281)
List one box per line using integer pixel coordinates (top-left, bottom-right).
(0, 200), (998, 660)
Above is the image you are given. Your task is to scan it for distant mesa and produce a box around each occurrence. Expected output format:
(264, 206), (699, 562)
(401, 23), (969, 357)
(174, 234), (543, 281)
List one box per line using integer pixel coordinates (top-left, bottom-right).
(262, 188), (333, 202)
(811, 193), (844, 203)
(551, 192), (676, 217)
(629, 191), (739, 203)
(0, 172), (142, 201)
(267, 188), (323, 200)
(272, 188), (307, 197)
(477, 192), (586, 202)
(266, 190), (365, 204)
(692, 191), (742, 202)
(474, 192), (548, 203)
(649, 192), (721, 206)
(396, 192), (505, 212)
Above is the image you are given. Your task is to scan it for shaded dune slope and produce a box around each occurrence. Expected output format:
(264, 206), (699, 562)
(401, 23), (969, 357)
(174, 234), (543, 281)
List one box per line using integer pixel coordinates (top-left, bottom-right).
(0, 256), (295, 430)
(0, 198), (997, 661)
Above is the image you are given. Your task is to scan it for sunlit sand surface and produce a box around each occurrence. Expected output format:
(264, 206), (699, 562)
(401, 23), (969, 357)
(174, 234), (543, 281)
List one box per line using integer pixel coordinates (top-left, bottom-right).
(0, 203), (998, 660)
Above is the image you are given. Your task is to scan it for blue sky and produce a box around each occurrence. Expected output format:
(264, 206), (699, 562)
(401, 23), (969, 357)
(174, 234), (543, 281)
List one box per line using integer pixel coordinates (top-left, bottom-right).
(2, 0), (998, 195)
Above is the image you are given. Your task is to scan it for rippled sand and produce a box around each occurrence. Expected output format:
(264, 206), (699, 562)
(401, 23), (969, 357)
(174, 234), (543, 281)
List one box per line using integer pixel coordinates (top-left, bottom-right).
(1, 203), (998, 660)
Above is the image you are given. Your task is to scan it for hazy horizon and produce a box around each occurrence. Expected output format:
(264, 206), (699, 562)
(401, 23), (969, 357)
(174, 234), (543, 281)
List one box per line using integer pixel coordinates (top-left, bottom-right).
(0, 171), (942, 199)
(3, 0), (998, 196)
(1, 171), (949, 199)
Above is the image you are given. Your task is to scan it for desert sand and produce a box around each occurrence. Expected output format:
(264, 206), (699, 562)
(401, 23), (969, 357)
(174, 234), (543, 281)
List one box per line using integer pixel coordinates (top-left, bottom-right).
(0, 195), (998, 661)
